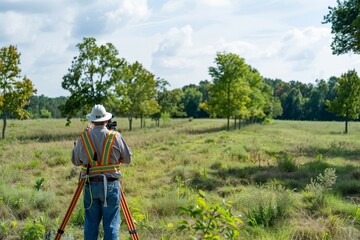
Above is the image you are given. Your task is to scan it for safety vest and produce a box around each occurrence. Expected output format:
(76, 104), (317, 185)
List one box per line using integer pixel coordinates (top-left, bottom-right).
(80, 130), (120, 175)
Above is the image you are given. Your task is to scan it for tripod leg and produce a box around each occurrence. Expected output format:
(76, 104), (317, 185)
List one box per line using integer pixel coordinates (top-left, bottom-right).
(120, 187), (139, 240)
(54, 178), (85, 240)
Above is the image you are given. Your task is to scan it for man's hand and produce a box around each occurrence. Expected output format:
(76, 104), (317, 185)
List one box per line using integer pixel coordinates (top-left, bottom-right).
(85, 123), (94, 132)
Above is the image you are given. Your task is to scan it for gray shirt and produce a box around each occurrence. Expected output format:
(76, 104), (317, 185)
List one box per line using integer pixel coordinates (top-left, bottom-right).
(71, 125), (132, 178)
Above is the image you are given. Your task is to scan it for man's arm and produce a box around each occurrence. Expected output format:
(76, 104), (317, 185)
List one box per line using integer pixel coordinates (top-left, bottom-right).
(71, 138), (83, 166)
(116, 133), (132, 164)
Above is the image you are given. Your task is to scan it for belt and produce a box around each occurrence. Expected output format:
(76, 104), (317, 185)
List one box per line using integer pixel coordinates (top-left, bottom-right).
(89, 176), (118, 182)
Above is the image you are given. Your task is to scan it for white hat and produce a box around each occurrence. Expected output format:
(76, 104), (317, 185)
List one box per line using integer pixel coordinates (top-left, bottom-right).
(86, 104), (112, 122)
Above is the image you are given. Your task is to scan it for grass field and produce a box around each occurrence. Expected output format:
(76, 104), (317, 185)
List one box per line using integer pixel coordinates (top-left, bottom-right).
(1, 118), (360, 239)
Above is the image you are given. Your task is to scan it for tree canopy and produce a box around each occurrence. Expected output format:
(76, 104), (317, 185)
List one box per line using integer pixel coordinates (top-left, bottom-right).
(114, 61), (158, 130)
(208, 52), (251, 130)
(60, 37), (125, 125)
(326, 69), (360, 133)
(0, 45), (37, 139)
(323, 0), (360, 54)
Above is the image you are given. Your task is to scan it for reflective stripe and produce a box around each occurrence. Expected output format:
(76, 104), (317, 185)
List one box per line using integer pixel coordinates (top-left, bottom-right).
(81, 164), (120, 174)
(80, 131), (97, 166)
(101, 131), (117, 165)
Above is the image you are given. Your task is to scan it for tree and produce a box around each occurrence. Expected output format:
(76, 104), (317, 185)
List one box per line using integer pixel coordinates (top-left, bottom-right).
(114, 61), (158, 130)
(245, 67), (269, 124)
(151, 79), (186, 126)
(283, 88), (305, 120)
(0, 45), (37, 139)
(326, 70), (360, 134)
(181, 86), (203, 118)
(60, 37), (125, 125)
(26, 95), (67, 118)
(208, 52), (251, 130)
(323, 0), (360, 55)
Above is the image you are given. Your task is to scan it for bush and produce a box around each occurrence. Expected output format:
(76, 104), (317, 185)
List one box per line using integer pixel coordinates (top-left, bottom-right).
(245, 183), (291, 227)
(20, 218), (45, 240)
(303, 168), (337, 210)
(277, 154), (297, 172)
(178, 190), (243, 239)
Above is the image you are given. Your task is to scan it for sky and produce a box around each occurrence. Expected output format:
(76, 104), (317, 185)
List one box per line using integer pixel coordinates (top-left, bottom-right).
(1, 0), (360, 97)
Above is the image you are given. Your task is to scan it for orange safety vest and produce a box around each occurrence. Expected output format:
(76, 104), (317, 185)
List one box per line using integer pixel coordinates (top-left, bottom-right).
(79, 130), (120, 175)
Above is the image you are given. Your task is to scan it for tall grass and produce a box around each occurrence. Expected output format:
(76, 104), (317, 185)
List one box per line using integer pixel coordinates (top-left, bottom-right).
(1, 119), (360, 239)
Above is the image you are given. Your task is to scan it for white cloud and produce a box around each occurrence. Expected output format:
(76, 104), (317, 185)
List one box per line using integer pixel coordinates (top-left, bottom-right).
(162, 0), (190, 12)
(162, 0), (230, 12)
(1, 0), (359, 96)
(105, 0), (150, 25)
(152, 25), (194, 69)
(70, 0), (151, 37)
(0, 11), (41, 43)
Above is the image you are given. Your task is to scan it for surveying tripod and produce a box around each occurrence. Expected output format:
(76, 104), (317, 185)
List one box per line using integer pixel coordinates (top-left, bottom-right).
(54, 177), (139, 240)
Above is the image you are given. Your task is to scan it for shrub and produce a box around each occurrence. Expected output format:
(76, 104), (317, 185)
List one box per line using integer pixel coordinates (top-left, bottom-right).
(277, 154), (297, 172)
(178, 190), (243, 239)
(245, 183), (291, 227)
(70, 205), (85, 226)
(303, 168), (337, 210)
(20, 218), (45, 240)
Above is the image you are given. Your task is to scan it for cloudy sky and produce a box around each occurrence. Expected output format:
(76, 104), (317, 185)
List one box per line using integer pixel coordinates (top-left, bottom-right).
(1, 0), (360, 97)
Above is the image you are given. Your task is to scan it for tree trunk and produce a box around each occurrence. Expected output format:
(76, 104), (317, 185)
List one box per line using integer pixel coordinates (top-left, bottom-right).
(156, 119), (159, 127)
(345, 119), (348, 134)
(344, 111), (349, 134)
(128, 116), (133, 131)
(227, 82), (230, 131)
(2, 114), (6, 139)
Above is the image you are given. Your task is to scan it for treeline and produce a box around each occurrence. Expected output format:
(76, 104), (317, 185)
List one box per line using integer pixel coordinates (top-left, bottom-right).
(266, 77), (340, 121)
(26, 76), (341, 122)
(1, 38), (355, 135)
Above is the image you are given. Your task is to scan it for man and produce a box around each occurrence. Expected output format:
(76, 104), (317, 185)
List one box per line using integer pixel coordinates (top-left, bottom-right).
(72, 104), (132, 240)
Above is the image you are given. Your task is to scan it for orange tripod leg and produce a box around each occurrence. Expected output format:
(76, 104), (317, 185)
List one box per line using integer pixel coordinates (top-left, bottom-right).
(120, 187), (139, 240)
(54, 178), (85, 240)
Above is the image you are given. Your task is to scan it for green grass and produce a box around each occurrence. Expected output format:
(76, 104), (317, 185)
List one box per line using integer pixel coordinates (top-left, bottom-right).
(1, 119), (360, 239)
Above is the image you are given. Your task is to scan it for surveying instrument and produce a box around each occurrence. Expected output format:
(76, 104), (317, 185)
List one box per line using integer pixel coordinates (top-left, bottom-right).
(55, 119), (139, 240)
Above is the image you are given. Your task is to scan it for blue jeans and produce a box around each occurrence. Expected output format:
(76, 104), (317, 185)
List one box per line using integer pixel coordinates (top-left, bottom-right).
(83, 181), (121, 240)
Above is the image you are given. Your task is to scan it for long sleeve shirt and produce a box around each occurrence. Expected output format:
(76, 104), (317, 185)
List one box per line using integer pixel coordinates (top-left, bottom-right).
(71, 125), (132, 179)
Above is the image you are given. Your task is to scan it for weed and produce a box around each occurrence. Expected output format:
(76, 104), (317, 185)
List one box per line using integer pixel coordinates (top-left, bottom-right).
(34, 178), (45, 191)
(34, 150), (42, 158)
(303, 168), (337, 210)
(277, 153), (297, 172)
(178, 190), (243, 239)
(245, 183), (291, 228)
(70, 205), (85, 226)
(20, 218), (45, 240)
(29, 160), (41, 169)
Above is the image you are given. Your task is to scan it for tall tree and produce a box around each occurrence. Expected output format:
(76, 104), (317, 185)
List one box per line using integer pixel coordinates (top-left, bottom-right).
(323, 0), (360, 54)
(245, 67), (269, 123)
(208, 52), (251, 130)
(0, 45), (37, 139)
(181, 86), (203, 118)
(115, 61), (158, 130)
(283, 88), (305, 120)
(326, 70), (360, 134)
(60, 37), (125, 125)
